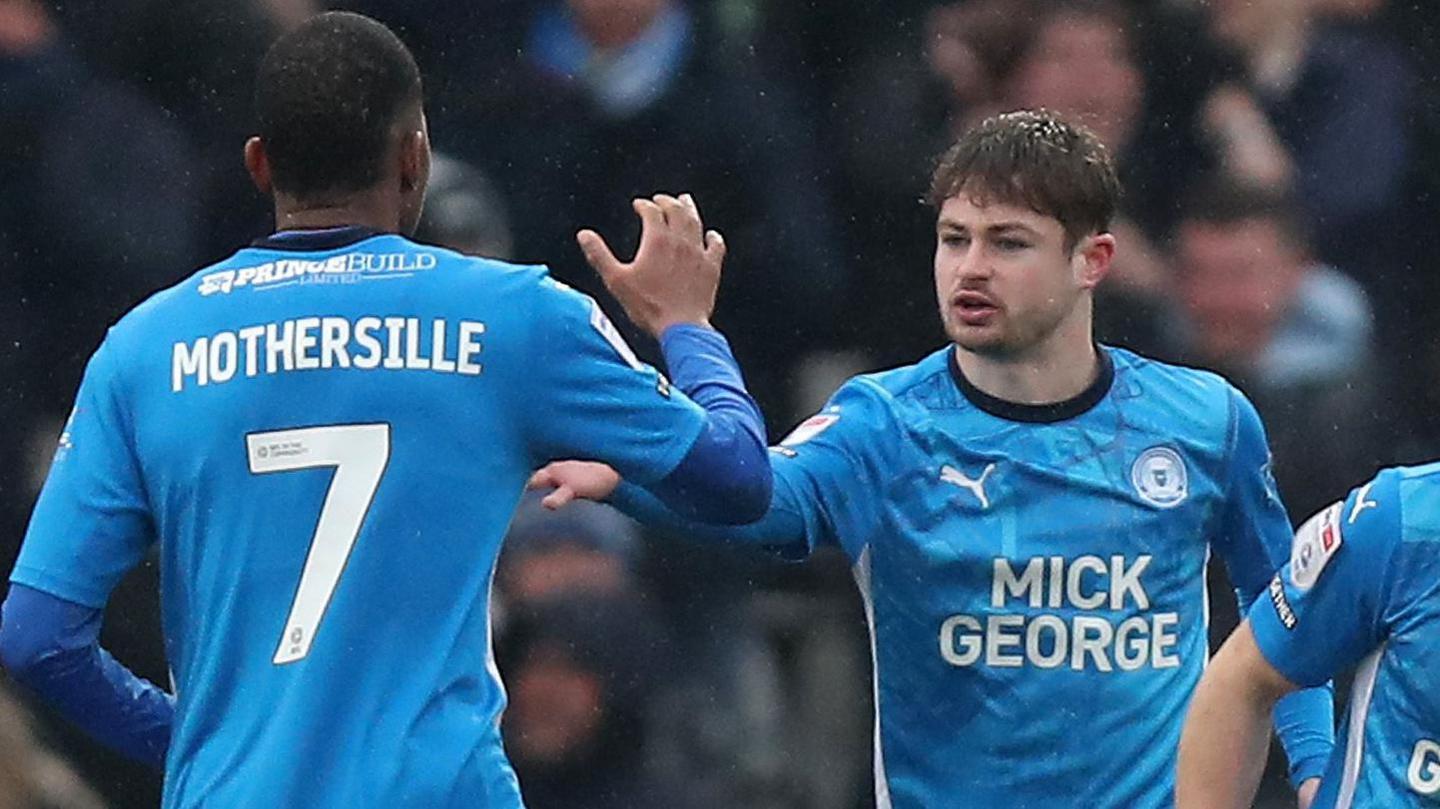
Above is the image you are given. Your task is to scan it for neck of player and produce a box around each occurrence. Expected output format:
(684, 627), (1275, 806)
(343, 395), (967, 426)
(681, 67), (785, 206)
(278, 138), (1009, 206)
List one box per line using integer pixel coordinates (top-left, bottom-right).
(954, 312), (1100, 406)
(272, 189), (401, 235)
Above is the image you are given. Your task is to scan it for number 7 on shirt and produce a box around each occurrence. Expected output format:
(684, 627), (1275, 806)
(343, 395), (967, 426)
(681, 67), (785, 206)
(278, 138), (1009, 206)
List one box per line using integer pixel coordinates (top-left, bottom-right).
(246, 423), (391, 664)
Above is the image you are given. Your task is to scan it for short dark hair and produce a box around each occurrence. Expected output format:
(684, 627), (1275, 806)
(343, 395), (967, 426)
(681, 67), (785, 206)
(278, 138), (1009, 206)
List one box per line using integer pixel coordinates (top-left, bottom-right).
(1178, 178), (1311, 251)
(255, 12), (423, 199)
(927, 109), (1121, 248)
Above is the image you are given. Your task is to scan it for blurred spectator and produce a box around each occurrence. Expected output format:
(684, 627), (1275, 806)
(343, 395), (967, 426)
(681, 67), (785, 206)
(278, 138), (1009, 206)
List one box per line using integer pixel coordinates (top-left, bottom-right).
(434, 0), (848, 426)
(414, 152), (516, 260)
(499, 594), (687, 809)
(1198, 0), (1412, 289)
(1166, 180), (1387, 517)
(498, 494), (643, 612)
(0, 682), (106, 809)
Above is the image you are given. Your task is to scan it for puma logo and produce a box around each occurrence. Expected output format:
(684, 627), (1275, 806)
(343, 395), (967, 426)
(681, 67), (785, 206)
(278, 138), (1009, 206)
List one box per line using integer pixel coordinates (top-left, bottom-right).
(1349, 481), (1379, 524)
(940, 463), (997, 509)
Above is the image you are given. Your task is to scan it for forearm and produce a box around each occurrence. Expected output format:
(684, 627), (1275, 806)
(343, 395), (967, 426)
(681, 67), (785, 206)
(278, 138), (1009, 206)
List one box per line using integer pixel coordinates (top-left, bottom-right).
(1273, 685), (1334, 787)
(654, 324), (771, 523)
(1230, 590), (1334, 785)
(1177, 663), (1277, 809)
(0, 584), (173, 768)
(611, 478), (810, 558)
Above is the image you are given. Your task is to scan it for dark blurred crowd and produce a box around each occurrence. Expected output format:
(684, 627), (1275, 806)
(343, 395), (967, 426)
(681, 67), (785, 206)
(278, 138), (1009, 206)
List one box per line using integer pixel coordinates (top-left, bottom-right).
(3, 1), (1439, 807)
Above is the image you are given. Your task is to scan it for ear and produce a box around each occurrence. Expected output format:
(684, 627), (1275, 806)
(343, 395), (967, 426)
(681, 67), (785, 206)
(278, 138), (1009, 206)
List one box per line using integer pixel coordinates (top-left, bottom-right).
(1073, 232), (1116, 290)
(399, 126), (430, 195)
(244, 136), (273, 196)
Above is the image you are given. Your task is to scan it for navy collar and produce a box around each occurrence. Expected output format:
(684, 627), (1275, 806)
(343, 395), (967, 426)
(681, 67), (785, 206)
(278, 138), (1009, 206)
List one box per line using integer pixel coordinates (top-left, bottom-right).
(949, 346), (1114, 423)
(250, 226), (387, 251)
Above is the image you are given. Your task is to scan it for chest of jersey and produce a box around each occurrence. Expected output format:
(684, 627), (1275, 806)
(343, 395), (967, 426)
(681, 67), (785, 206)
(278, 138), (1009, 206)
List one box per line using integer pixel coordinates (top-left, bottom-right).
(871, 410), (1222, 676)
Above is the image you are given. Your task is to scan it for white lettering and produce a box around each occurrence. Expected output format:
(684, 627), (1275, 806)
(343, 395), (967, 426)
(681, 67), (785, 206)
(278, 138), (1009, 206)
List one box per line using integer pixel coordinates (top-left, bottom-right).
(458, 321), (485, 375)
(404, 317), (430, 370)
(1072, 616), (1114, 672)
(1067, 556), (1109, 610)
(169, 316), (490, 392)
(1151, 613), (1180, 668)
(265, 321), (295, 373)
(353, 317), (382, 369)
(1025, 615), (1068, 669)
(172, 338), (209, 391)
(985, 614), (1025, 667)
(939, 615), (983, 667)
(1409, 739), (1440, 795)
(1114, 617), (1150, 671)
(294, 317), (320, 370)
(239, 326), (264, 376)
(1111, 554), (1152, 610)
(383, 316), (406, 369)
(993, 557), (1044, 608)
(1048, 556), (1064, 607)
(320, 318), (351, 369)
(430, 319), (456, 373)
(209, 331), (238, 384)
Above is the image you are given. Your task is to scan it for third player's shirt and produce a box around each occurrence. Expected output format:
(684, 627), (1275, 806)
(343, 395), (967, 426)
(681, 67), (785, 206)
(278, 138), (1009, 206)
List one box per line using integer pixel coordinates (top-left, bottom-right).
(1252, 464), (1440, 808)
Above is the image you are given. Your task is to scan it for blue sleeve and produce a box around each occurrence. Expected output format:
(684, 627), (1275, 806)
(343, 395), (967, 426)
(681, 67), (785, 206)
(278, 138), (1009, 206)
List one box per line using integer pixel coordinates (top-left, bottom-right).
(521, 277), (708, 484)
(612, 378), (898, 562)
(611, 473), (810, 559)
(1208, 387), (1333, 785)
(645, 325), (771, 524)
(10, 337), (155, 608)
(0, 584), (173, 768)
(1250, 470), (1399, 685)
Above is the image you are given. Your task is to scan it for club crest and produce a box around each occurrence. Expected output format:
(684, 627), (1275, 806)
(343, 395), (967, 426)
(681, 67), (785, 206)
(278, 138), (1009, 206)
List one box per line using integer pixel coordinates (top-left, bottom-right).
(1131, 446), (1187, 508)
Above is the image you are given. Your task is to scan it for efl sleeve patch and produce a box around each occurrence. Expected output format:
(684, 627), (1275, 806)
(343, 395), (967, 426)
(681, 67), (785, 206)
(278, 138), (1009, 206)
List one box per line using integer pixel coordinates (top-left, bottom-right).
(1289, 501), (1344, 591)
(780, 413), (839, 447)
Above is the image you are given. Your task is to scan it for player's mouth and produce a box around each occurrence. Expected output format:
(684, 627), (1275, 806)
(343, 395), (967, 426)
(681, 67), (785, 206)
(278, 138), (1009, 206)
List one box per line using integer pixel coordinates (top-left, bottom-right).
(952, 291), (1000, 326)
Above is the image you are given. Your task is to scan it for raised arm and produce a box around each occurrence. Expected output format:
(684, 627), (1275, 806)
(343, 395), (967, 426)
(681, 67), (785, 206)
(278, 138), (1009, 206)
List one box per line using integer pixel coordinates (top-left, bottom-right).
(521, 193), (770, 524)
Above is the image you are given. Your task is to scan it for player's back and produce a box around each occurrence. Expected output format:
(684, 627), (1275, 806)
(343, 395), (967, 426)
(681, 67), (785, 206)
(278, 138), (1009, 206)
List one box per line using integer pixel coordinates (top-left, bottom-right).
(106, 229), (621, 808)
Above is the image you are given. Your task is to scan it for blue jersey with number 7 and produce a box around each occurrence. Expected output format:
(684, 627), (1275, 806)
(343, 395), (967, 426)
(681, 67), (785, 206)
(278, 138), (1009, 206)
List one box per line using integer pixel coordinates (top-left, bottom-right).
(11, 228), (708, 809)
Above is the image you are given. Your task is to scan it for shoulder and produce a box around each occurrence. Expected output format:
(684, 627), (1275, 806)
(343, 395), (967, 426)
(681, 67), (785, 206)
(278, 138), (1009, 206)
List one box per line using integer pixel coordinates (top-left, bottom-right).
(853, 347), (955, 407)
(1393, 463), (1440, 544)
(777, 353), (948, 453)
(1107, 346), (1246, 437)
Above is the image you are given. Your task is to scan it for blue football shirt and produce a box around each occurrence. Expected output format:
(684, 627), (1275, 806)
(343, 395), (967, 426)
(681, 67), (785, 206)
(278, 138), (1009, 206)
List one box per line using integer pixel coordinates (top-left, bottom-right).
(616, 345), (1318, 807)
(11, 228), (709, 809)
(1252, 464), (1440, 808)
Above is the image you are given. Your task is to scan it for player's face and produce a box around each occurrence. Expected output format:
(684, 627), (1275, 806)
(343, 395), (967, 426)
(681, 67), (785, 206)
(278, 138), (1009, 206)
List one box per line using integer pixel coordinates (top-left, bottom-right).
(934, 194), (1100, 357)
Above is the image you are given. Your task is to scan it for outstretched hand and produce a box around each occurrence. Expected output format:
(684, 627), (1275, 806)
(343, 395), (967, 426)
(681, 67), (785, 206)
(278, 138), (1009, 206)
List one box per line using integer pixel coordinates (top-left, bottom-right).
(527, 461), (624, 510)
(576, 193), (726, 338)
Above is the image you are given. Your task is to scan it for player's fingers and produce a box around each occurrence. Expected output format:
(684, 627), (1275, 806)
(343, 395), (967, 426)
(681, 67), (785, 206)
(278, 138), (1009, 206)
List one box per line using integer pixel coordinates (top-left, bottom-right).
(631, 198), (670, 262)
(665, 192), (702, 245)
(541, 485), (576, 510)
(632, 197), (666, 233)
(703, 229), (727, 266)
(652, 193), (682, 228)
(527, 469), (555, 491)
(577, 229), (623, 281)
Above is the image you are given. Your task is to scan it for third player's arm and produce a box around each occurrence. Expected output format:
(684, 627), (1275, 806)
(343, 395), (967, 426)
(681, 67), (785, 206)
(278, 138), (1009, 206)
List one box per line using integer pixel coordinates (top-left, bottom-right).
(1210, 388), (1333, 790)
(1177, 621), (1298, 809)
